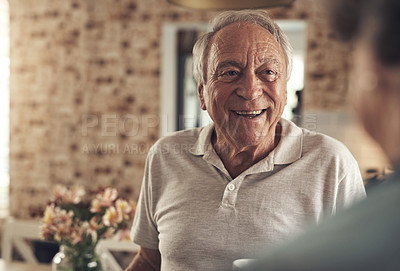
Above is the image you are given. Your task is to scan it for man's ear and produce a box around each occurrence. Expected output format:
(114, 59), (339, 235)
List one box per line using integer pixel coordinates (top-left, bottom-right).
(284, 88), (288, 106)
(198, 84), (207, 110)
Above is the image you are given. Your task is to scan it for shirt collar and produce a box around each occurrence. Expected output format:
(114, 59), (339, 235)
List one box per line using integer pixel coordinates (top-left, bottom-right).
(190, 123), (214, 156)
(189, 118), (303, 165)
(273, 118), (303, 165)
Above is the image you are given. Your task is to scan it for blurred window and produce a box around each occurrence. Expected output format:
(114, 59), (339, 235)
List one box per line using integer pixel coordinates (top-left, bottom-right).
(0, 0), (9, 217)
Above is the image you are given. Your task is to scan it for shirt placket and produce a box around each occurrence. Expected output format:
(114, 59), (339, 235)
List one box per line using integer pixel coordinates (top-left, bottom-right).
(220, 177), (243, 210)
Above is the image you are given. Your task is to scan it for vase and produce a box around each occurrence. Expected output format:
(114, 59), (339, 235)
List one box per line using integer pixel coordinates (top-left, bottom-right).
(52, 245), (102, 271)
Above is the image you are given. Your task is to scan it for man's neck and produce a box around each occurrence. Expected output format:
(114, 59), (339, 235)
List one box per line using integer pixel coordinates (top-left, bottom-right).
(213, 124), (281, 179)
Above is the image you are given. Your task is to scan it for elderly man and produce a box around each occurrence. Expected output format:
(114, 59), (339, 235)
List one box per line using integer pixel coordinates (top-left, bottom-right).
(241, 0), (400, 270)
(126, 10), (365, 271)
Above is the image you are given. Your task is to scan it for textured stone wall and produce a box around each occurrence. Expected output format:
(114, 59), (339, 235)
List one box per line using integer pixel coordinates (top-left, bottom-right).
(9, 0), (353, 219)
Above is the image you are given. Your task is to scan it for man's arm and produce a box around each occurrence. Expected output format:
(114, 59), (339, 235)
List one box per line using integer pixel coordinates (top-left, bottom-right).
(125, 246), (161, 271)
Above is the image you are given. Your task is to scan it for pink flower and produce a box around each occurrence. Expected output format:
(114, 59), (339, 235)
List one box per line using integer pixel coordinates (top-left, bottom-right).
(86, 216), (101, 242)
(70, 224), (84, 245)
(115, 199), (136, 221)
(90, 198), (102, 213)
(51, 185), (68, 202)
(42, 185), (136, 247)
(115, 199), (131, 214)
(50, 208), (75, 242)
(96, 187), (118, 207)
(103, 206), (123, 226)
(52, 185), (85, 204)
(42, 204), (56, 224)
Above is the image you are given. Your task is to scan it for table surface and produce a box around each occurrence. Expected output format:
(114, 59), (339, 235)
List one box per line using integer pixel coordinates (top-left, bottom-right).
(0, 259), (52, 271)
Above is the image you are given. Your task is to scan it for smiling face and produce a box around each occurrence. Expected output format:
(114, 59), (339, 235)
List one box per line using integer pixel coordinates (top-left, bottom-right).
(198, 23), (287, 149)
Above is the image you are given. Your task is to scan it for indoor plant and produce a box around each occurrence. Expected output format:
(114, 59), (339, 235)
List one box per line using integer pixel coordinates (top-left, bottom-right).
(41, 185), (136, 271)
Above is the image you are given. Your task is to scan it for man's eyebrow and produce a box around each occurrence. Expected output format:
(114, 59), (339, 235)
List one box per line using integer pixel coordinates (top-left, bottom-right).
(258, 58), (284, 72)
(259, 58), (282, 66)
(215, 61), (243, 71)
(216, 58), (282, 71)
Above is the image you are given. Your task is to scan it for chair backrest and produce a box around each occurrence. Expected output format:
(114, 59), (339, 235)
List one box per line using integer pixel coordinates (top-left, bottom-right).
(96, 239), (140, 271)
(1, 218), (41, 263)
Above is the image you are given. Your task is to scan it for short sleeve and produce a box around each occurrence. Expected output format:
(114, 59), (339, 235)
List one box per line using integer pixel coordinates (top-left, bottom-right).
(336, 157), (366, 210)
(130, 150), (160, 249)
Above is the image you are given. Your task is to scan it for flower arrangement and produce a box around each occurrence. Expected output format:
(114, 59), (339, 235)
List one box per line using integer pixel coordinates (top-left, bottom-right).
(41, 185), (136, 271)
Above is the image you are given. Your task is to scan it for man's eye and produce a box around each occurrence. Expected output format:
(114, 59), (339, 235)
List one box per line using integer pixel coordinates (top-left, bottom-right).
(260, 69), (278, 82)
(217, 70), (240, 82)
(264, 70), (274, 75)
(226, 70), (238, 76)
(219, 70), (239, 77)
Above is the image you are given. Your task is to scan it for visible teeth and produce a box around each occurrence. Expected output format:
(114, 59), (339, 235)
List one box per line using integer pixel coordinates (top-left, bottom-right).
(235, 110), (263, 115)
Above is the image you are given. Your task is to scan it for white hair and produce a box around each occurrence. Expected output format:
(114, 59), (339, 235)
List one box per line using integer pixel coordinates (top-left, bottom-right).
(193, 10), (293, 85)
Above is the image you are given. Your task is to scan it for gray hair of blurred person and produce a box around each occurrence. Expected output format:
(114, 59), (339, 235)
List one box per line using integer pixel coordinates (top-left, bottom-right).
(193, 10), (293, 86)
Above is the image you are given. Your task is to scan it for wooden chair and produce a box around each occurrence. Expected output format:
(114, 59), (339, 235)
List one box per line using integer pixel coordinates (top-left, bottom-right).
(1, 218), (41, 263)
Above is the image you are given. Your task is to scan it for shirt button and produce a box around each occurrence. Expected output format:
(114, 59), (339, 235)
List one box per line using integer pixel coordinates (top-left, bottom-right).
(227, 183), (235, 191)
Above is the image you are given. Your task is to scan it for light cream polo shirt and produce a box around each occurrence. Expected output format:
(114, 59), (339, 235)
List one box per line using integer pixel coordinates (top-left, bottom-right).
(131, 118), (366, 271)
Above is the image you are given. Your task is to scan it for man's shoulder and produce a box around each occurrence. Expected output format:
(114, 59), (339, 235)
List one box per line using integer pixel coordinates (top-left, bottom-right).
(300, 127), (354, 160)
(149, 126), (208, 155)
(157, 126), (205, 144)
(281, 118), (351, 155)
(276, 118), (355, 165)
(302, 128), (344, 147)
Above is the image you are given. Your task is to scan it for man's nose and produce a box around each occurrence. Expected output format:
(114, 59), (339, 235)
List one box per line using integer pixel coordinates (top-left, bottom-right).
(235, 72), (263, 100)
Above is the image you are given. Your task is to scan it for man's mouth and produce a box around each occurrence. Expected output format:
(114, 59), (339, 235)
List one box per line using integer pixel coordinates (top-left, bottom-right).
(233, 109), (266, 119)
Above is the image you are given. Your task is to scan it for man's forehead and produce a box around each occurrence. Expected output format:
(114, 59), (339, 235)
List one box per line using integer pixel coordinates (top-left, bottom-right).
(208, 23), (284, 62)
(212, 24), (277, 44)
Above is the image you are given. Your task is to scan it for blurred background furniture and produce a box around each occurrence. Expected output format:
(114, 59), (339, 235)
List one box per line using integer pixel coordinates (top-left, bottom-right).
(1, 217), (57, 263)
(97, 239), (140, 271)
(0, 258), (51, 271)
(1, 217), (139, 269)
(1, 218), (41, 263)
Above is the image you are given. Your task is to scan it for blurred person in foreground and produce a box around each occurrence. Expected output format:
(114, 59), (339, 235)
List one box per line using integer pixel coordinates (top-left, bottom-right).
(243, 0), (400, 270)
(125, 9), (366, 271)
